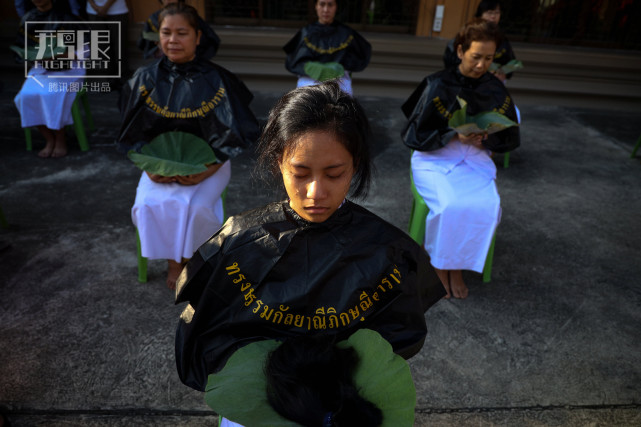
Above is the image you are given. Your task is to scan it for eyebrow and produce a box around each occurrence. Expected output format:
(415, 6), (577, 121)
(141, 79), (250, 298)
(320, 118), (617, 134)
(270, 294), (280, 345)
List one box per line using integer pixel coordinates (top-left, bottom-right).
(289, 162), (347, 170)
(161, 26), (190, 31)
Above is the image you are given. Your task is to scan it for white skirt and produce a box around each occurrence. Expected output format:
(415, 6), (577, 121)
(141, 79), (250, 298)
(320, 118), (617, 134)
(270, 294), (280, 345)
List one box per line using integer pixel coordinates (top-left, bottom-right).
(14, 66), (85, 130)
(219, 417), (243, 427)
(132, 160), (231, 262)
(297, 71), (352, 95)
(412, 145), (500, 273)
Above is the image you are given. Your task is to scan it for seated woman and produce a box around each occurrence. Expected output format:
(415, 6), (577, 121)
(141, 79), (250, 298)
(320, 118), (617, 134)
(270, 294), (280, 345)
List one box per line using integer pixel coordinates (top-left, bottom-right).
(402, 18), (520, 299)
(174, 81), (446, 393)
(117, 3), (259, 289)
(137, 0), (220, 61)
(283, 0), (371, 95)
(13, 0), (86, 158)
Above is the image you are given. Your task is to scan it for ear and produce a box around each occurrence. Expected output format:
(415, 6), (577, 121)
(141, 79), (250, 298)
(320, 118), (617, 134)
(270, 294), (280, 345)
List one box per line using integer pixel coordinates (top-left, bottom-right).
(456, 44), (464, 60)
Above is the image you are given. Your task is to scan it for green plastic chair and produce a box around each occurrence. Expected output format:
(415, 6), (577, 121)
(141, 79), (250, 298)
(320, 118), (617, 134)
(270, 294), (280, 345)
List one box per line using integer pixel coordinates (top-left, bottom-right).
(631, 133), (641, 158)
(136, 187), (228, 283)
(24, 87), (94, 152)
(408, 171), (496, 283)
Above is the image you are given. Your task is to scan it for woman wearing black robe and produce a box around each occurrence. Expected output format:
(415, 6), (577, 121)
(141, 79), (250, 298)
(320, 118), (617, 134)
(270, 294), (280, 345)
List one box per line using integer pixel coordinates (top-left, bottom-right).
(118, 3), (258, 290)
(402, 19), (519, 300)
(283, 0), (371, 95)
(174, 81), (445, 392)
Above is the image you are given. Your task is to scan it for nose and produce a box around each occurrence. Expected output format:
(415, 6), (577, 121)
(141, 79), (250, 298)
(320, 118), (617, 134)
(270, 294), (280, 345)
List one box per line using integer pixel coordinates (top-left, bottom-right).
(306, 179), (327, 200)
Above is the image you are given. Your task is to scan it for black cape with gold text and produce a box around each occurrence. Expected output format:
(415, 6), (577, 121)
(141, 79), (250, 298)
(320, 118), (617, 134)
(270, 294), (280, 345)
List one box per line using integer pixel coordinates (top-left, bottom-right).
(136, 9), (220, 60)
(443, 36), (516, 78)
(401, 68), (520, 153)
(283, 21), (371, 76)
(175, 200), (445, 391)
(117, 56), (259, 161)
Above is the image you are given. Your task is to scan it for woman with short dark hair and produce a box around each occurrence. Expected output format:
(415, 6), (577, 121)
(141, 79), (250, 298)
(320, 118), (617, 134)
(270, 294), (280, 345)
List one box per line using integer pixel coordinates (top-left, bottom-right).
(443, 0), (517, 83)
(403, 18), (520, 299)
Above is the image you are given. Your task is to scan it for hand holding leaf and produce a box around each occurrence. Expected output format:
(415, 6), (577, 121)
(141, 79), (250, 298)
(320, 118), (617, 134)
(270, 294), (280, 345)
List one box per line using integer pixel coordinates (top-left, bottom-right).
(448, 97), (518, 137)
(127, 131), (217, 177)
(303, 61), (345, 82)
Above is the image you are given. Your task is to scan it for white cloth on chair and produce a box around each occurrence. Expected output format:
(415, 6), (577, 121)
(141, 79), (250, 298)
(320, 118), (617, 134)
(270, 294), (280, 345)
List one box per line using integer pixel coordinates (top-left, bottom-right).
(411, 142), (500, 273)
(14, 67), (85, 130)
(219, 417), (243, 427)
(132, 160), (231, 262)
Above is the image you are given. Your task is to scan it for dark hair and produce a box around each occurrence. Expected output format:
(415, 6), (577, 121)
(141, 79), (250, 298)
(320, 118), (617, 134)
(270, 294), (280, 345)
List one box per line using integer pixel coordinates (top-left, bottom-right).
(265, 335), (383, 427)
(158, 2), (200, 31)
(475, 0), (501, 17)
(453, 18), (500, 53)
(257, 81), (372, 198)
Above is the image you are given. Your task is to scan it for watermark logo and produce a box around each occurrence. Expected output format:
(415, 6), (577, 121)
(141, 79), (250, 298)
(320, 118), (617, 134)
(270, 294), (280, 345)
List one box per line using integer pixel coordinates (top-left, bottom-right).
(24, 21), (121, 88)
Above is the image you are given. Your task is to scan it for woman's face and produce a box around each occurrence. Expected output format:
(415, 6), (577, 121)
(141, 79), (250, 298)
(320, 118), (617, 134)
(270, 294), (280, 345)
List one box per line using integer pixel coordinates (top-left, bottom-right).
(457, 40), (496, 78)
(159, 14), (201, 64)
(316, 0), (337, 25)
(481, 7), (501, 25)
(279, 130), (354, 223)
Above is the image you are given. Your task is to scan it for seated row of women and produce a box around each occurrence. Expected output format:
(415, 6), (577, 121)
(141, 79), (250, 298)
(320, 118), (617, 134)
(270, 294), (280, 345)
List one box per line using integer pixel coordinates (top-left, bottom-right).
(165, 9), (518, 427)
(13, 2), (520, 424)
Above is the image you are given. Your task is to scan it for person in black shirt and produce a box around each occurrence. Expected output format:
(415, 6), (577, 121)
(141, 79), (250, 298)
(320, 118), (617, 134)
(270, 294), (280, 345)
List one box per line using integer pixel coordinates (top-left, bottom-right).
(283, 0), (371, 95)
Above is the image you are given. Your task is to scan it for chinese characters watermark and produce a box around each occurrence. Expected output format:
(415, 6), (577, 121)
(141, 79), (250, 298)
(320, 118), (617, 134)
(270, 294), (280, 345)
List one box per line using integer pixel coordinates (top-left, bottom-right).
(25, 21), (121, 92)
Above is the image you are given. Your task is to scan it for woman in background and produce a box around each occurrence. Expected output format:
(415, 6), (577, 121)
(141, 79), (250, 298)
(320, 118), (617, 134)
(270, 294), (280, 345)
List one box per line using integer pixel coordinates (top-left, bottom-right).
(14, 0), (86, 158)
(118, 3), (258, 289)
(443, 0), (517, 83)
(403, 19), (520, 299)
(283, 0), (371, 95)
(137, 0), (220, 61)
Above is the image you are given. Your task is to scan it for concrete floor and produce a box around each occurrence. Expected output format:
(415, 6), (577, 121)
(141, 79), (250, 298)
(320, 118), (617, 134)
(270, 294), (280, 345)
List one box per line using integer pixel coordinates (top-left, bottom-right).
(1, 63), (641, 426)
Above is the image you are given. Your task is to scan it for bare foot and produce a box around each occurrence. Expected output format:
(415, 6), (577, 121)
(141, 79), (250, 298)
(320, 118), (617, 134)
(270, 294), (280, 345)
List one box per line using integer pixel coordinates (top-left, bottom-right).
(51, 144), (68, 158)
(166, 259), (186, 290)
(51, 131), (67, 158)
(38, 141), (54, 158)
(434, 267), (451, 299)
(449, 270), (469, 299)
(36, 126), (55, 158)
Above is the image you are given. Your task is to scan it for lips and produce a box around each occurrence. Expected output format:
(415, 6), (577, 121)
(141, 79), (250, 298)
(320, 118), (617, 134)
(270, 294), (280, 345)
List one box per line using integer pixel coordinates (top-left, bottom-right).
(304, 206), (329, 215)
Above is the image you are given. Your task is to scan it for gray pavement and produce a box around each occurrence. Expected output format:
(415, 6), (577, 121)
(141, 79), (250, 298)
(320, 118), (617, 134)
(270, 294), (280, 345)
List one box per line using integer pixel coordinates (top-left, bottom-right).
(1, 62), (641, 426)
